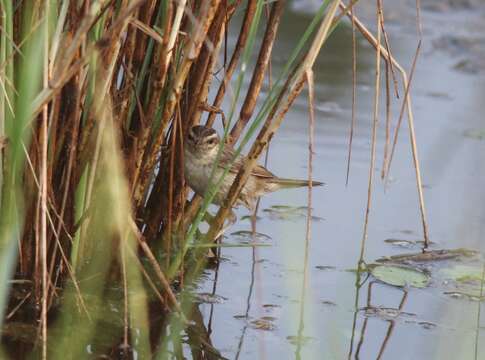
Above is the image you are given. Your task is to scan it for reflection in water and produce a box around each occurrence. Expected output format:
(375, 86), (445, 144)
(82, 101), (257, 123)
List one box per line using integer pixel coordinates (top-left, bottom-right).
(294, 214), (310, 360)
(375, 289), (408, 360)
(186, 305), (224, 360)
(207, 245), (222, 335)
(347, 271), (368, 360)
(295, 86), (315, 360)
(153, 304), (225, 359)
(349, 277), (409, 360)
(474, 263), (485, 360)
(235, 200), (264, 360)
(234, 243), (257, 360)
(235, 145), (272, 359)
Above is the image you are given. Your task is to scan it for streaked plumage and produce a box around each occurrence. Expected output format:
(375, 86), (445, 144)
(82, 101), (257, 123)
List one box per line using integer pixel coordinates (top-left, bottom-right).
(184, 125), (323, 210)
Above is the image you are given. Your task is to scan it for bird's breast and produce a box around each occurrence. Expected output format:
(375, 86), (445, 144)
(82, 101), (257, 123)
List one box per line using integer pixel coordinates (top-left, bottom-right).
(184, 149), (214, 196)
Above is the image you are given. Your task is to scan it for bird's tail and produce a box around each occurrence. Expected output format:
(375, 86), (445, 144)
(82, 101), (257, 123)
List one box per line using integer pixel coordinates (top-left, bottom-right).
(272, 178), (324, 188)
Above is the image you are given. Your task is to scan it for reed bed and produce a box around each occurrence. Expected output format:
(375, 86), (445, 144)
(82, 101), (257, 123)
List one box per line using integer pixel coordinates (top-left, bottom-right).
(0, 0), (427, 358)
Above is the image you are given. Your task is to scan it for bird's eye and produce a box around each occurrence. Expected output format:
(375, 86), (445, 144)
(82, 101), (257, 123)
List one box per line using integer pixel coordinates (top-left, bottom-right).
(207, 139), (216, 145)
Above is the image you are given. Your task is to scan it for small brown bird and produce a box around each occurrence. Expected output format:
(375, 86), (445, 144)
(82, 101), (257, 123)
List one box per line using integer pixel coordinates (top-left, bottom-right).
(184, 125), (323, 210)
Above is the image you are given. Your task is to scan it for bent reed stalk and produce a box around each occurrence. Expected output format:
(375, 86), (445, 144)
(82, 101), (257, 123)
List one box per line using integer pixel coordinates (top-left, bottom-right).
(0, 0), (426, 357)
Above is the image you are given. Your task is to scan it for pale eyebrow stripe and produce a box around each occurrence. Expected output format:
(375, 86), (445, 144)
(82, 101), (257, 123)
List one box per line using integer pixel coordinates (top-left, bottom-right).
(205, 133), (218, 140)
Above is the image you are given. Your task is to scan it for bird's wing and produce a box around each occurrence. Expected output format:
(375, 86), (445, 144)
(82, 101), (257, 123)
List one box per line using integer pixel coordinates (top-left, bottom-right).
(221, 146), (275, 179)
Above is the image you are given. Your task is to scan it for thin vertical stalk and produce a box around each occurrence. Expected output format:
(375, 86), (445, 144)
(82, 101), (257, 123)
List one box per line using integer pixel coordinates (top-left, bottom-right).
(474, 262), (485, 360)
(358, 0), (382, 266)
(295, 69), (316, 360)
(381, 60), (391, 180)
(345, 3), (357, 186)
(415, 0), (423, 37)
(379, 10), (399, 98)
(165, 105), (180, 268)
(41, 4), (49, 359)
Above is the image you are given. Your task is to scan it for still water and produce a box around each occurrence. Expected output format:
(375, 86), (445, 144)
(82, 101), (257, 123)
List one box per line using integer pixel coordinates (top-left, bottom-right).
(195, 1), (485, 359)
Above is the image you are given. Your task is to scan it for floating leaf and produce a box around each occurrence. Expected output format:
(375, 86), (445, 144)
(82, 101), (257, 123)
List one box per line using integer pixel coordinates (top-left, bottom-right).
(287, 335), (315, 346)
(233, 314), (248, 320)
(263, 205), (324, 222)
(384, 239), (416, 248)
(377, 248), (479, 264)
(194, 293), (228, 304)
(426, 91), (452, 100)
(405, 320), (437, 330)
(440, 265), (484, 283)
(439, 264), (485, 301)
(417, 321), (437, 330)
(464, 129), (485, 140)
(249, 317), (276, 331)
(262, 304), (280, 309)
(240, 215), (262, 221)
(315, 265), (336, 271)
(230, 230), (272, 242)
(270, 205), (303, 210)
(444, 291), (485, 302)
(368, 264), (430, 288)
(188, 242), (270, 248)
(360, 306), (415, 320)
